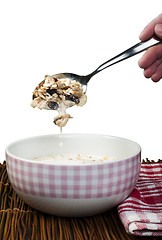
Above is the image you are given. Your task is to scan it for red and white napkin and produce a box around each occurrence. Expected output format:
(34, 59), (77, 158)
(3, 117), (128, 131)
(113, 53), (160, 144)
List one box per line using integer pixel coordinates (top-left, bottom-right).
(118, 161), (162, 236)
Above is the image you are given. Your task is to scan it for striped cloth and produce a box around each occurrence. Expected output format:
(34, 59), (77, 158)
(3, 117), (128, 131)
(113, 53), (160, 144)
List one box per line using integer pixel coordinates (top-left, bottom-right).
(118, 162), (162, 236)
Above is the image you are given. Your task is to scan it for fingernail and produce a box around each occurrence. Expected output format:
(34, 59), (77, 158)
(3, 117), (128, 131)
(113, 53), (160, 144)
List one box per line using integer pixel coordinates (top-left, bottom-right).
(155, 24), (162, 35)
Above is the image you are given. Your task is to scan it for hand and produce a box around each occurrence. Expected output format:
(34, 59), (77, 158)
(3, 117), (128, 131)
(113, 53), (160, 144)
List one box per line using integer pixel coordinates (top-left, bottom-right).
(138, 14), (162, 82)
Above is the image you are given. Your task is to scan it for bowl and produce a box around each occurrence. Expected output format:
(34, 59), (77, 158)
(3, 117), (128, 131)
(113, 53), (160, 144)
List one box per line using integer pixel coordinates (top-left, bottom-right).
(5, 134), (141, 217)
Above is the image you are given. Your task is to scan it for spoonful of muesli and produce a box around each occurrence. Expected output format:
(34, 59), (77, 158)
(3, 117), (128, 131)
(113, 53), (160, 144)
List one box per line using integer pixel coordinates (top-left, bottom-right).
(31, 74), (87, 128)
(31, 38), (161, 128)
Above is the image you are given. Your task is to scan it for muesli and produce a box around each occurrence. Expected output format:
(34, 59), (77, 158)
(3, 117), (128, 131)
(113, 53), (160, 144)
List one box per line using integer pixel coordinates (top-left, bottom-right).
(31, 74), (87, 127)
(33, 153), (118, 165)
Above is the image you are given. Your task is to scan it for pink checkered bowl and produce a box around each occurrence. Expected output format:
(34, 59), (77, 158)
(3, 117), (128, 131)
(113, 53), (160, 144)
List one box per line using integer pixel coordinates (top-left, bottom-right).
(5, 134), (141, 217)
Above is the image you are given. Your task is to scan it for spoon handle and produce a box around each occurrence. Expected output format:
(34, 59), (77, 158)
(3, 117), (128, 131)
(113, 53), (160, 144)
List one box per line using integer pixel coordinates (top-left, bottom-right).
(93, 38), (162, 75)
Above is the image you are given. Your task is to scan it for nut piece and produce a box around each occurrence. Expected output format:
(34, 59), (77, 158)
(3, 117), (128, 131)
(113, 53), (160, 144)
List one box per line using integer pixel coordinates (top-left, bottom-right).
(54, 114), (72, 127)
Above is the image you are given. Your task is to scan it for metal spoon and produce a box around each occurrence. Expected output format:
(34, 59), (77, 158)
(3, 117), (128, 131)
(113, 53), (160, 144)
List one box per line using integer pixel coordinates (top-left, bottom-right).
(52, 37), (162, 88)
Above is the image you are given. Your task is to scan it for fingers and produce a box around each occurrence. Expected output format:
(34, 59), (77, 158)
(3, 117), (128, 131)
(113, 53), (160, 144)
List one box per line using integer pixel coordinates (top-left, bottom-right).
(151, 62), (162, 82)
(139, 21), (156, 41)
(143, 60), (162, 82)
(138, 44), (162, 82)
(139, 13), (162, 41)
(143, 59), (161, 77)
(138, 44), (162, 69)
(139, 14), (162, 82)
(155, 24), (162, 39)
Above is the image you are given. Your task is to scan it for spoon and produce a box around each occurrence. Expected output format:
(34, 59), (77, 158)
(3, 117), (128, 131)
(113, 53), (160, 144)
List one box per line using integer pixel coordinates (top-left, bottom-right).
(51, 37), (162, 89)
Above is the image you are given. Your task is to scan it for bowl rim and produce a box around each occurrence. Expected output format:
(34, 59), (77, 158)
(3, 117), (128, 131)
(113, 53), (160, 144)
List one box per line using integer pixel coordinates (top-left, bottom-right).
(5, 133), (141, 166)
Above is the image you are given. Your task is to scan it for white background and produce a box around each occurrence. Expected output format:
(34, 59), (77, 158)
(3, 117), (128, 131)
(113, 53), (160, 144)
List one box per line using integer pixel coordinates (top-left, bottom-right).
(0, 0), (162, 162)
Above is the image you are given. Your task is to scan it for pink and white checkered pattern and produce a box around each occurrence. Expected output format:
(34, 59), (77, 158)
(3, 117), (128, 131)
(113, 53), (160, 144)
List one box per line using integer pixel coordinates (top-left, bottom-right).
(6, 152), (141, 199)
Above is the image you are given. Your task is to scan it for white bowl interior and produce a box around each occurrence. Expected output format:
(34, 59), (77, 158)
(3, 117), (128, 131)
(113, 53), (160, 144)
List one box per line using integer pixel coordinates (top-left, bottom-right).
(6, 134), (141, 162)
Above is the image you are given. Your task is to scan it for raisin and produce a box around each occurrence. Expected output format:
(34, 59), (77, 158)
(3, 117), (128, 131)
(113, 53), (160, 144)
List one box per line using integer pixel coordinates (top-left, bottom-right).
(32, 94), (36, 100)
(65, 94), (80, 104)
(46, 88), (57, 95)
(47, 101), (59, 110)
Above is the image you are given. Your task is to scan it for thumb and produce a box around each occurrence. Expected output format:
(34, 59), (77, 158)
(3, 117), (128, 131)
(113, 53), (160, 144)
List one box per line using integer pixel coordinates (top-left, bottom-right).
(155, 24), (162, 39)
